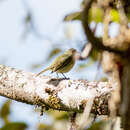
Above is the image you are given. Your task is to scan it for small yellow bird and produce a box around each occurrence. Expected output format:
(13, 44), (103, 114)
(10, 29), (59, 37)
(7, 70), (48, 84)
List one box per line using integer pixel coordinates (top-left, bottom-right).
(37, 48), (77, 78)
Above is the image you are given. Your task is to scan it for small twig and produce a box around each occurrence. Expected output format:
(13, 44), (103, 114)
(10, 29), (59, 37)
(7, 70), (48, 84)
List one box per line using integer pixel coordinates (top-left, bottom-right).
(78, 98), (94, 130)
(79, 42), (92, 60)
(69, 112), (78, 130)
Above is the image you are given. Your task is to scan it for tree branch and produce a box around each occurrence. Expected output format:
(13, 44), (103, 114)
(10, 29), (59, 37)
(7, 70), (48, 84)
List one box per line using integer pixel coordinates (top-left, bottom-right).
(0, 65), (114, 115)
(120, 58), (130, 129)
(79, 42), (92, 60)
(81, 0), (129, 56)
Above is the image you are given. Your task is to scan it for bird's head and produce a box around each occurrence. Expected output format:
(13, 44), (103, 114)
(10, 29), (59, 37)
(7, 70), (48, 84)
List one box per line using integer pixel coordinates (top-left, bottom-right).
(65, 48), (80, 59)
(66, 48), (76, 54)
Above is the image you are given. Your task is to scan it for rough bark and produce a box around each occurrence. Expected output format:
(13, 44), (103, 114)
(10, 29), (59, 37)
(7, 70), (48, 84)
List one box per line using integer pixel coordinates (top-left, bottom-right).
(0, 64), (113, 115)
(120, 58), (130, 130)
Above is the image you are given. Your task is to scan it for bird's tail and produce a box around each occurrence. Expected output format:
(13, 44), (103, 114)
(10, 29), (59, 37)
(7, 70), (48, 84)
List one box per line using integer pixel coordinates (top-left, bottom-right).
(37, 67), (50, 76)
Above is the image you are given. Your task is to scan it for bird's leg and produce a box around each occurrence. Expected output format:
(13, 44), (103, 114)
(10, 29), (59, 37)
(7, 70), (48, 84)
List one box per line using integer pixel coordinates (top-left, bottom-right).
(51, 71), (54, 74)
(56, 73), (59, 78)
(61, 73), (69, 79)
(61, 73), (66, 78)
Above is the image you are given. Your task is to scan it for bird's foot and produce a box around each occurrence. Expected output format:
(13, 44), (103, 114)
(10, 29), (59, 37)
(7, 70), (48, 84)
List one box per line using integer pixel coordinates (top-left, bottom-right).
(61, 73), (70, 80)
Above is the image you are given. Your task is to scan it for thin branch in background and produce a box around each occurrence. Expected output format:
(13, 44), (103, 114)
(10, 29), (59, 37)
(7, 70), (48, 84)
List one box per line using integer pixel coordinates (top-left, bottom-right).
(79, 42), (92, 60)
(101, 51), (121, 118)
(78, 98), (94, 130)
(69, 112), (78, 130)
(21, 0), (53, 40)
(21, 0), (42, 39)
(94, 53), (102, 81)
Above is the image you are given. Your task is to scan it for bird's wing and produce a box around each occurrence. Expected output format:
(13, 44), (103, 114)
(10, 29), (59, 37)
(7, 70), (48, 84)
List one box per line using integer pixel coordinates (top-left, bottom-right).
(50, 54), (72, 72)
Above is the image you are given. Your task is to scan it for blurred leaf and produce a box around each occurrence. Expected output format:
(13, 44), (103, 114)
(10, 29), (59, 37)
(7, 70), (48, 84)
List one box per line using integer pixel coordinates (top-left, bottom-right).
(55, 112), (68, 120)
(49, 111), (68, 120)
(53, 111), (69, 120)
(99, 77), (108, 82)
(77, 59), (95, 71)
(0, 122), (27, 130)
(0, 100), (11, 124)
(126, 13), (130, 22)
(37, 123), (52, 130)
(88, 6), (103, 23)
(48, 48), (61, 59)
(25, 14), (31, 23)
(87, 121), (104, 130)
(110, 9), (120, 23)
(31, 64), (42, 69)
(64, 12), (81, 21)
(89, 49), (100, 61)
(78, 63), (89, 69)
(77, 49), (100, 71)
(31, 48), (61, 69)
